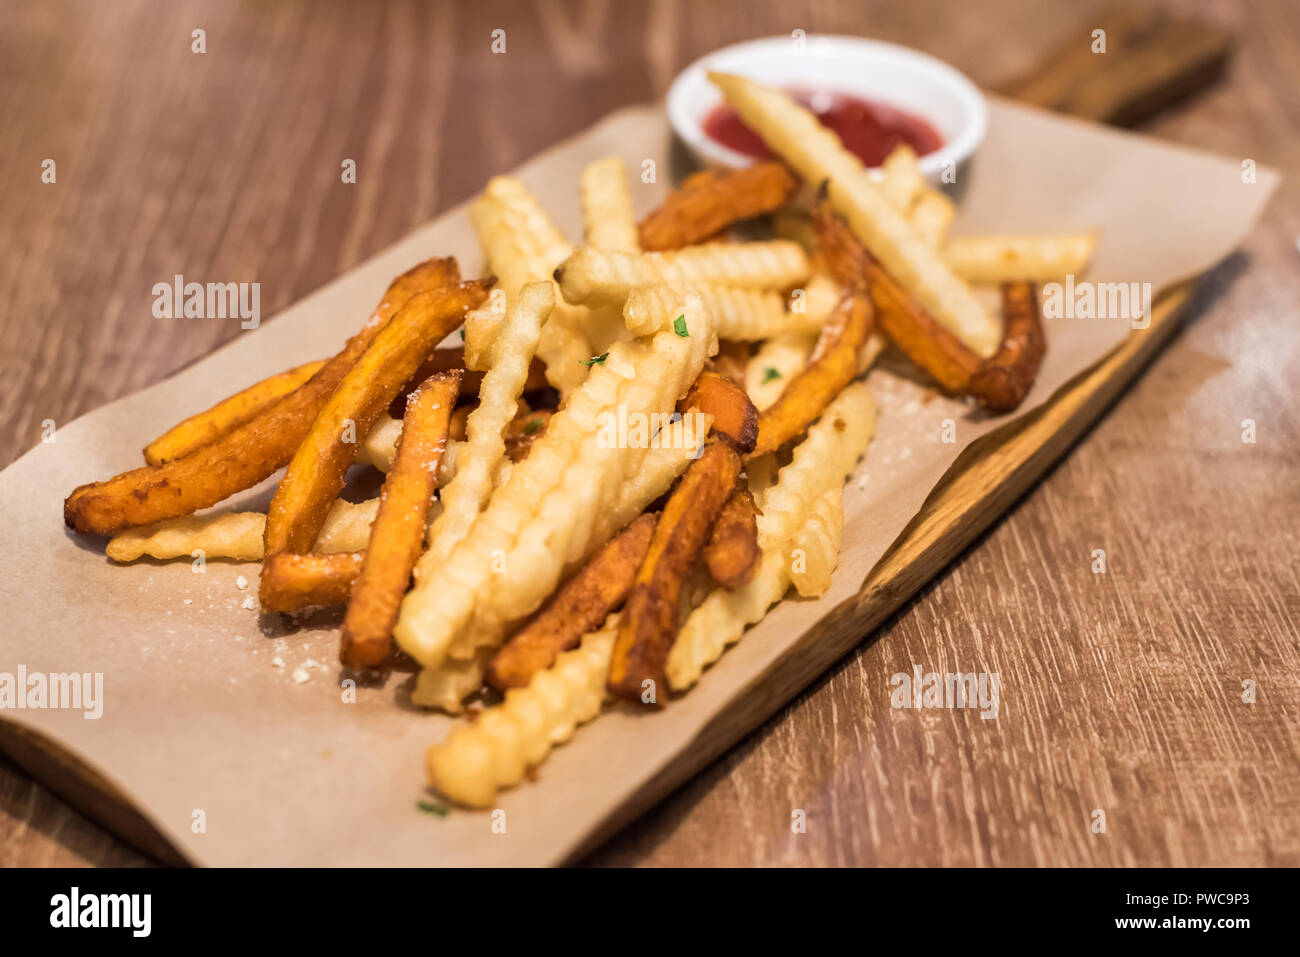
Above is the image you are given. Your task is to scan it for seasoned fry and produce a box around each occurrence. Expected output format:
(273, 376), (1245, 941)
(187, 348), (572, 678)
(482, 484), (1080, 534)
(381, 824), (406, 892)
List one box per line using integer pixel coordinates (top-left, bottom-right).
(581, 157), (639, 252)
(679, 370), (757, 453)
(814, 199), (979, 393)
(555, 241), (810, 307)
(626, 281), (819, 340)
(341, 371), (461, 668)
(106, 498), (380, 563)
(667, 383), (877, 690)
(143, 360), (326, 465)
(966, 282), (1045, 412)
(909, 188), (955, 250)
(260, 552), (364, 615)
(64, 258), (460, 535)
(751, 291), (874, 457)
(263, 279), (490, 559)
(708, 72), (1000, 356)
(395, 294), (716, 670)
(607, 439), (741, 702)
(426, 616), (619, 807)
(638, 160), (798, 251)
(746, 331), (816, 411)
(422, 281), (550, 568)
(703, 488), (760, 589)
(946, 233), (1095, 283)
(487, 513), (655, 691)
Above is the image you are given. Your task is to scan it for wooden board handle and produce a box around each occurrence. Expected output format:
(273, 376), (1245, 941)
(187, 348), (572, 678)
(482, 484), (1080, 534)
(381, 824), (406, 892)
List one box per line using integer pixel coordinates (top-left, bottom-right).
(1001, 3), (1233, 126)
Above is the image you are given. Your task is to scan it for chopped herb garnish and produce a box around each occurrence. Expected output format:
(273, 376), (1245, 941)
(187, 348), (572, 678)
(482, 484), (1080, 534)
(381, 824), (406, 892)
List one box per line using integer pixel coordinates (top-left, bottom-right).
(673, 314), (689, 337)
(579, 352), (610, 366)
(523, 417), (545, 435)
(762, 366), (782, 383)
(459, 328), (466, 341)
(418, 800), (449, 817)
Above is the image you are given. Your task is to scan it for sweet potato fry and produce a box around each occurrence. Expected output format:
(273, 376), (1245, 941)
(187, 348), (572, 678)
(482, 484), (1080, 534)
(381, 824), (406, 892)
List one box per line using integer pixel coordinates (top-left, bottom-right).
(966, 282), (1045, 412)
(341, 371), (461, 668)
(678, 371), (758, 454)
(143, 360), (327, 465)
(486, 513), (656, 691)
(607, 440), (741, 703)
(750, 291), (874, 457)
(703, 488), (760, 589)
(263, 279), (491, 559)
(64, 257), (460, 535)
(259, 552), (364, 614)
(638, 160), (799, 251)
(813, 199), (978, 392)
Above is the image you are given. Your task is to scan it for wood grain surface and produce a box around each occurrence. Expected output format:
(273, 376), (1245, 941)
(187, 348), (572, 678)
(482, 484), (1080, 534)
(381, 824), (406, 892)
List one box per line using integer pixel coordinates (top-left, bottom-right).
(2, 0), (1296, 867)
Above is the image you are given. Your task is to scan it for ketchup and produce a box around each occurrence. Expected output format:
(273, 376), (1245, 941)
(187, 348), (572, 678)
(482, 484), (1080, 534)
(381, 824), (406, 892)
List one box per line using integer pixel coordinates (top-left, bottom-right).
(703, 89), (943, 168)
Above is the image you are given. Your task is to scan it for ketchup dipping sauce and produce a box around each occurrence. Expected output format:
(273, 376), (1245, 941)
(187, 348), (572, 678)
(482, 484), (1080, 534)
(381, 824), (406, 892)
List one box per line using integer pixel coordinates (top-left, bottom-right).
(704, 89), (942, 168)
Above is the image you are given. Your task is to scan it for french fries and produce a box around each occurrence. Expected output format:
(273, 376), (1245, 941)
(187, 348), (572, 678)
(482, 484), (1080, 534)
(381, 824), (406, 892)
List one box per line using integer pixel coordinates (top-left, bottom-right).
(667, 383), (877, 691)
(814, 198), (979, 393)
(64, 258), (460, 535)
(581, 157), (639, 252)
(263, 279), (490, 559)
(876, 144), (925, 213)
(607, 440), (742, 702)
(708, 72), (1001, 357)
(625, 282), (820, 341)
(946, 233), (1095, 283)
(555, 241), (810, 307)
(340, 371), (461, 668)
(421, 281), (550, 568)
(426, 615), (619, 807)
(260, 552), (365, 615)
(751, 291), (874, 457)
(967, 282), (1046, 411)
(486, 513), (655, 691)
(703, 488), (761, 590)
(679, 371), (758, 453)
(746, 331), (816, 410)
(143, 360), (326, 465)
(105, 498), (380, 563)
(909, 189), (956, 250)
(788, 485), (843, 597)
(638, 160), (797, 251)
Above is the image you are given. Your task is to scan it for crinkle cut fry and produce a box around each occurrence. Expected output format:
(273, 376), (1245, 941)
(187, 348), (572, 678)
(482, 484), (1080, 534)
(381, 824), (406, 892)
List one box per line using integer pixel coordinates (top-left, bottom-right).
(341, 371), (461, 669)
(63, 257), (460, 536)
(262, 279), (491, 560)
(638, 160), (798, 251)
(750, 289), (874, 457)
(813, 198), (978, 393)
(260, 552), (364, 614)
(607, 439), (742, 703)
(143, 359), (327, 465)
(486, 512), (656, 691)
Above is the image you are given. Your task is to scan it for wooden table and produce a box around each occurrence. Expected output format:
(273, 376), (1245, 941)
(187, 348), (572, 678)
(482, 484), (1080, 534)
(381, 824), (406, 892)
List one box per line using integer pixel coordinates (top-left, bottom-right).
(1, 0), (1296, 868)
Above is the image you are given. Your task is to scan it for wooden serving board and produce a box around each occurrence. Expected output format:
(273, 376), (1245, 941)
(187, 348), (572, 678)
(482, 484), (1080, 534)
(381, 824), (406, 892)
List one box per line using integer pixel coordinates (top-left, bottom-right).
(0, 280), (1196, 865)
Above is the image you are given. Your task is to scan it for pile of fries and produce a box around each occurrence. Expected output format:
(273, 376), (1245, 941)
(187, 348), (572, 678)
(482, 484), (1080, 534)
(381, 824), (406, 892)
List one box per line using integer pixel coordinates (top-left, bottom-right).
(65, 75), (1092, 808)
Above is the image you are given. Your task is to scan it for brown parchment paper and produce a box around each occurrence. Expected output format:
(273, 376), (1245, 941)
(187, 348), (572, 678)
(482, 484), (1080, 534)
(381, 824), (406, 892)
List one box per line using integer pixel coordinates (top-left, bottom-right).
(0, 99), (1278, 866)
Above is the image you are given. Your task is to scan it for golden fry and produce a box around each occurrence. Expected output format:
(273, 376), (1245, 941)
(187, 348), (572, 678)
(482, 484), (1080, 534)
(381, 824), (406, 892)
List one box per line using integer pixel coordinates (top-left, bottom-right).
(143, 360), (326, 465)
(341, 371), (461, 668)
(486, 512), (656, 691)
(703, 488), (760, 589)
(607, 440), (741, 703)
(638, 161), (798, 251)
(259, 552), (364, 614)
(64, 257), (460, 535)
